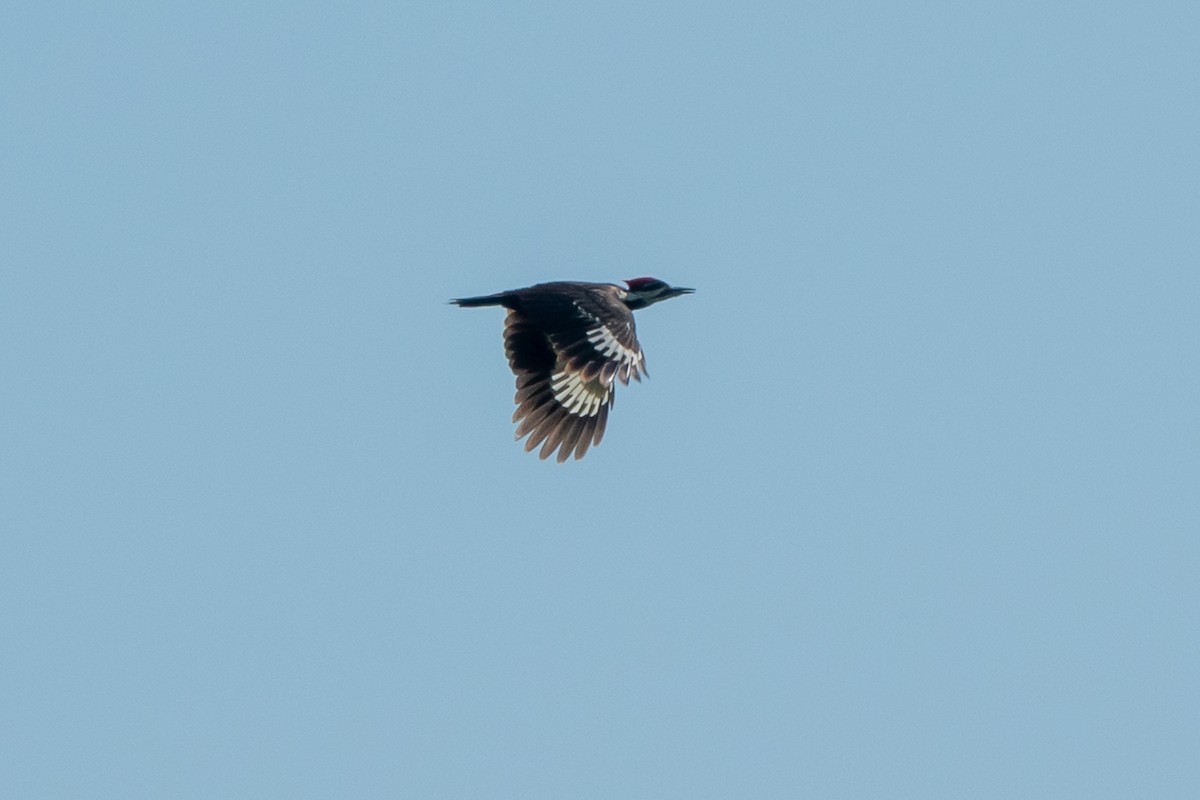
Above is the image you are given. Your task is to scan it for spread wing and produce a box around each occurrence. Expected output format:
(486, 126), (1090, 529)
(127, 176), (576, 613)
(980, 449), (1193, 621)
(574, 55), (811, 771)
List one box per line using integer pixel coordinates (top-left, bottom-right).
(503, 287), (645, 462)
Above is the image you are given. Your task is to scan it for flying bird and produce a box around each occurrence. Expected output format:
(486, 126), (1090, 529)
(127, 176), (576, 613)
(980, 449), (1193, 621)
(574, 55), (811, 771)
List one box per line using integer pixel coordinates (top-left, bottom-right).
(452, 278), (694, 462)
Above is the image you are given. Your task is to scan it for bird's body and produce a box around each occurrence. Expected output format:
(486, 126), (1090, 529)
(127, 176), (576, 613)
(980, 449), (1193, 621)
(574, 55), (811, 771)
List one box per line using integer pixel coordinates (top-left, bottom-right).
(452, 278), (693, 462)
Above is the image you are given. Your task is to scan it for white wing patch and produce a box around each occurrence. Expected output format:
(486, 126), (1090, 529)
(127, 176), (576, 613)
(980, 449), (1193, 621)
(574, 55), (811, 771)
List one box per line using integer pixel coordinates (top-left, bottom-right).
(586, 323), (640, 361)
(551, 370), (608, 417)
(585, 323), (644, 383)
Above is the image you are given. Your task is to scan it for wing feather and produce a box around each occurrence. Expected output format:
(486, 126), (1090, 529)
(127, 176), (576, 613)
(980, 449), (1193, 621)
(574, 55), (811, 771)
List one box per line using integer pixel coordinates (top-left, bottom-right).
(500, 287), (645, 461)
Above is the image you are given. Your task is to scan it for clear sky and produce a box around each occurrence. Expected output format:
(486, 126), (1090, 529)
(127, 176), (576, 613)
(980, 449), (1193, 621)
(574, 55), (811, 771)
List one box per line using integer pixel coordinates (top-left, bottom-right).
(3, 2), (1197, 797)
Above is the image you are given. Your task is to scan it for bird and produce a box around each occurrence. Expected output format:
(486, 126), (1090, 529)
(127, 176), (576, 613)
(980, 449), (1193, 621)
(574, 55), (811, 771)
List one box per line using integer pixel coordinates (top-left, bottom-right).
(451, 277), (694, 462)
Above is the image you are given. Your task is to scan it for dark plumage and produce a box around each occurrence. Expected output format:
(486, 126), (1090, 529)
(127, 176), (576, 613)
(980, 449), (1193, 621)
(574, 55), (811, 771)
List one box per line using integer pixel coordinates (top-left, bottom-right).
(452, 278), (693, 461)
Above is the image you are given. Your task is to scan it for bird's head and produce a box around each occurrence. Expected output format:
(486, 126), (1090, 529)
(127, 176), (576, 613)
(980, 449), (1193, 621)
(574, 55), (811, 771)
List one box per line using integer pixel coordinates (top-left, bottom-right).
(623, 277), (695, 310)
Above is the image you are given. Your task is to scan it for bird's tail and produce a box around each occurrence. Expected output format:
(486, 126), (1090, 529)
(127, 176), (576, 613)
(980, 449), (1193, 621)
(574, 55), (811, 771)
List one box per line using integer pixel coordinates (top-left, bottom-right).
(450, 292), (511, 308)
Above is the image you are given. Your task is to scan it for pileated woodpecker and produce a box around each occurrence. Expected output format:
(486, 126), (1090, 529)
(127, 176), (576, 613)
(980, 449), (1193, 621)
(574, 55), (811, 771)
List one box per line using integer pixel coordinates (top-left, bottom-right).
(452, 278), (694, 462)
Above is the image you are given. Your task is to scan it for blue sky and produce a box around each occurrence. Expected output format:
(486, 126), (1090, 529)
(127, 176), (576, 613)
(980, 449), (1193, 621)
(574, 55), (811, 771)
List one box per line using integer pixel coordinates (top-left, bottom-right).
(3, 2), (1197, 797)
